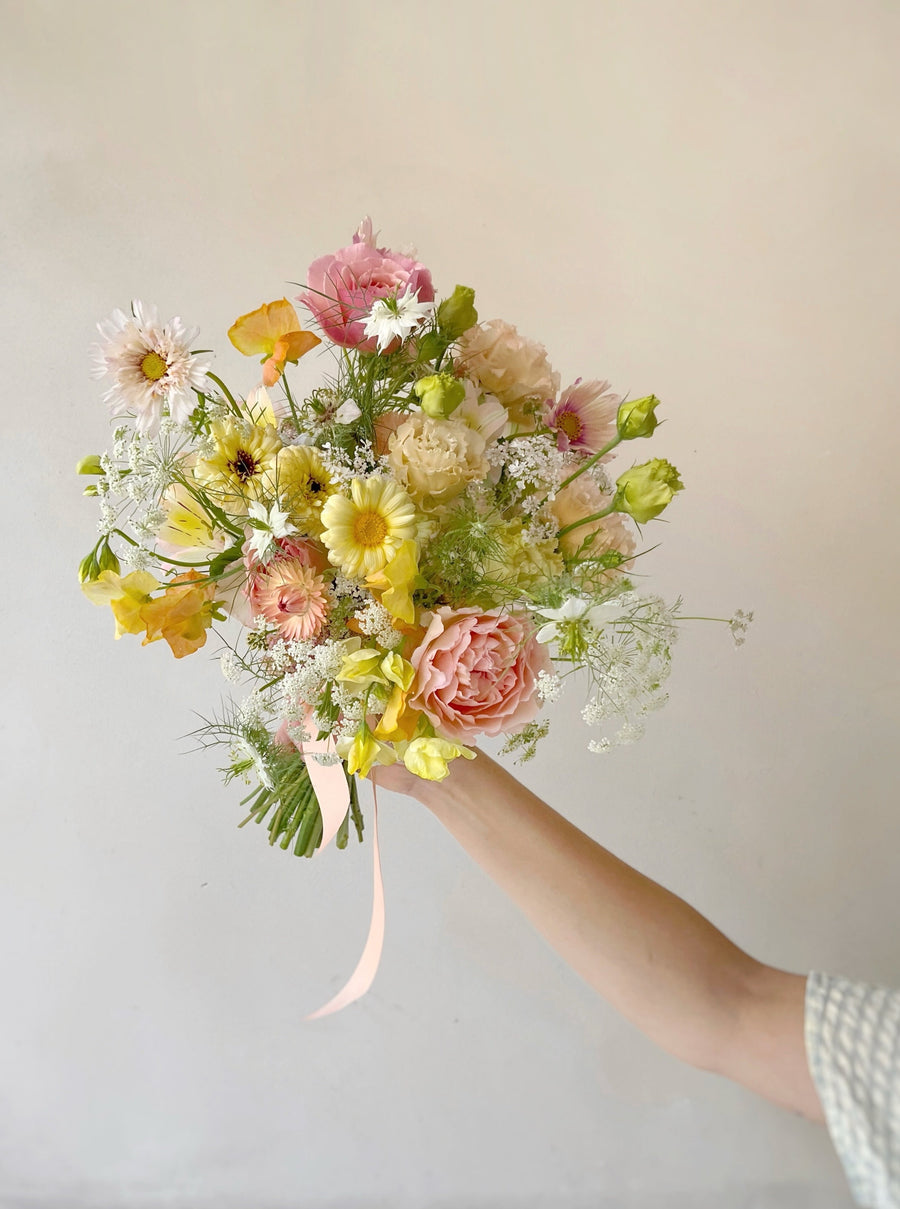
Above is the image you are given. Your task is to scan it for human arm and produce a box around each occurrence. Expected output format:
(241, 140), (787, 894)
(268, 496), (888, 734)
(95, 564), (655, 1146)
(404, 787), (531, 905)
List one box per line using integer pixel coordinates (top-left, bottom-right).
(373, 749), (824, 1123)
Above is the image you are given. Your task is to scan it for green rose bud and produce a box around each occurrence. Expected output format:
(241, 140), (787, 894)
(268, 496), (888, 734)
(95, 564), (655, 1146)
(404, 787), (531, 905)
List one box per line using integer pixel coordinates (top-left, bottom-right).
(97, 542), (121, 575)
(76, 454), (104, 475)
(414, 372), (467, 419)
(436, 285), (478, 339)
(613, 458), (684, 524)
(617, 395), (661, 441)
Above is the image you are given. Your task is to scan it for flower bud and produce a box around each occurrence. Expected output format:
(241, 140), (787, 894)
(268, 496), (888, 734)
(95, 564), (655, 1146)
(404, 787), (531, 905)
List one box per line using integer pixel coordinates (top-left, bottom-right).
(617, 395), (660, 441)
(78, 551), (100, 583)
(436, 285), (477, 338)
(613, 459), (684, 524)
(97, 543), (121, 575)
(76, 454), (104, 475)
(414, 372), (466, 418)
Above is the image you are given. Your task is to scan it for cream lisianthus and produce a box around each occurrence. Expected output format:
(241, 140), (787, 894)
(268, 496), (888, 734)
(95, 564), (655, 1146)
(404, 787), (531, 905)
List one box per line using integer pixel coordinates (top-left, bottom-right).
(320, 476), (418, 579)
(195, 418), (281, 513)
(266, 444), (333, 534)
(388, 413), (488, 505)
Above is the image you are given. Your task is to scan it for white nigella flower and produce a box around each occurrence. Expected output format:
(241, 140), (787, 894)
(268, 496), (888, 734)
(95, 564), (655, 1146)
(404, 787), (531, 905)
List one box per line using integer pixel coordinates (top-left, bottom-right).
(363, 287), (433, 352)
(534, 596), (622, 645)
(246, 499), (296, 563)
(91, 300), (211, 437)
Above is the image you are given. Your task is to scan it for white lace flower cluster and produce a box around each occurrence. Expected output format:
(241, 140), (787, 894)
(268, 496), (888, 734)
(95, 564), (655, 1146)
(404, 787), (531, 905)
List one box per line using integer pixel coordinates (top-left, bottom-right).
(579, 593), (680, 753)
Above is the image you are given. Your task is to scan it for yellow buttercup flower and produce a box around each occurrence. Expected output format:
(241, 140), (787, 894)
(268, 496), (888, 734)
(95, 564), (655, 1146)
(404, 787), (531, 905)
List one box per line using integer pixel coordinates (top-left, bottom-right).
(267, 444), (333, 534)
(195, 418), (281, 513)
(320, 476), (417, 579)
(365, 539), (419, 625)
(397, 736), (476, 782)
(228, 298), (321, 387)
(81, 569), (160, 638)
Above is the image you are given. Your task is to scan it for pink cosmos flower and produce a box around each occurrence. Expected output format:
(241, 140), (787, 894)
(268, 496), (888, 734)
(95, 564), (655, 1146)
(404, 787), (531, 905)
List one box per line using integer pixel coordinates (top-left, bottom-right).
(545, 378), (620, 454)
(409, 607), (550, 742)
(299, 218), (435, 353)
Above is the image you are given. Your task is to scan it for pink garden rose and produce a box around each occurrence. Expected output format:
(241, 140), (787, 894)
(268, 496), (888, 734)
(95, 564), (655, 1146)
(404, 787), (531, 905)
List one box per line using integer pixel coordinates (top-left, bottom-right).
(409, 607), (550, 741)
(299, 218), (435, 353)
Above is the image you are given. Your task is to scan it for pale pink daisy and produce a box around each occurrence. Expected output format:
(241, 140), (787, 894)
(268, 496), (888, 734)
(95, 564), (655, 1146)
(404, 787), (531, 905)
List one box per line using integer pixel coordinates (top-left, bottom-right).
(91, 300), (210, 436)
(545, 378), (620, 454)
(250, 558), (330, 641)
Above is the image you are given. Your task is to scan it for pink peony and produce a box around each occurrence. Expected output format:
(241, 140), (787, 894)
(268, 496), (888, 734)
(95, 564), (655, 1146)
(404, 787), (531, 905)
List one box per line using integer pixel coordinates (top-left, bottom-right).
(299, 218), (435, 353)
(409, 607), (550, 741)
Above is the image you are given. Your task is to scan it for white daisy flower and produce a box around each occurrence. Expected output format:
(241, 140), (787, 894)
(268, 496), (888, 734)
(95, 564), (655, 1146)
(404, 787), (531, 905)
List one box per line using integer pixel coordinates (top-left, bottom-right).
(363, 286), (433, 352)
(91, 300), (211, 436)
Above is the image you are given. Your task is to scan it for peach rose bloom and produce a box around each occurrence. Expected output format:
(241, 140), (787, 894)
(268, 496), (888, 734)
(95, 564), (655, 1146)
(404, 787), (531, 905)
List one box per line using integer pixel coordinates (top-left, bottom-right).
(409, 607), (550, 741)
(455, 319), (559, 428)
(551, 477), (637, 561)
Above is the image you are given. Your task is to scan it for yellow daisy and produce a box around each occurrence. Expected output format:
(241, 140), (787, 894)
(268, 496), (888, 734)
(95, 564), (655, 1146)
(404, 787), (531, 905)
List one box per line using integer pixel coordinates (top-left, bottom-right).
(266, 444), (333, 535)
(195, 418), (281, 513)
(320, 476), (417, 579)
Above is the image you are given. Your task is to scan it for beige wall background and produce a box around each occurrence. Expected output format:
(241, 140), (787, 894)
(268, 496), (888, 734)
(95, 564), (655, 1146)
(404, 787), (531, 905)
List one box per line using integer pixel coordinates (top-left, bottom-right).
(3, 1), (899, 1205)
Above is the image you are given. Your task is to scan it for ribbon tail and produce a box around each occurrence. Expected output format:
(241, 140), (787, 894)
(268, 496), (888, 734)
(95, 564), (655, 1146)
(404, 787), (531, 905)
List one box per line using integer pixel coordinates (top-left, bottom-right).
(304, 788), (385, 1021)
(300, 740), (350, 849)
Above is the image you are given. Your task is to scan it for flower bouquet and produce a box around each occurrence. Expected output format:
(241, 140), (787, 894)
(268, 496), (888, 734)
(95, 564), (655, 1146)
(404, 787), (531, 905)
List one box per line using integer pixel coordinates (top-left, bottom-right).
(79, 218), (749, 870)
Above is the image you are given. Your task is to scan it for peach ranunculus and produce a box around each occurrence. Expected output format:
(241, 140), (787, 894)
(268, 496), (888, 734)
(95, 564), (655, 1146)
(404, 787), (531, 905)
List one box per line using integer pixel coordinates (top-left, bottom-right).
(388, 412), (489, 505)
(140, 571), (219, 658)
(409, 607), (550, 742)
(228, 298), (321, 387)
(299, 219), (435, 353)
(550, 476), (637, 562)
(455, 319), (559, 429)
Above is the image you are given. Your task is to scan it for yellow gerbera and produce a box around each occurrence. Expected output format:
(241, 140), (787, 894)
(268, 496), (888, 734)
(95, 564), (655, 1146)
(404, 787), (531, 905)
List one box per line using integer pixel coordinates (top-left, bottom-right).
(195, 418), (281, 513)
(266, 444), (333, 534)
(320, 476), (417, 579)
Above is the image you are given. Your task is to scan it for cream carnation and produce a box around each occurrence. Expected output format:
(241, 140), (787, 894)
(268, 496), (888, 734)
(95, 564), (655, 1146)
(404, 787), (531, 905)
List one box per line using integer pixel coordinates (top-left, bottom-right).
(456, 319), (559, 429)
(388, 413), (489, 505)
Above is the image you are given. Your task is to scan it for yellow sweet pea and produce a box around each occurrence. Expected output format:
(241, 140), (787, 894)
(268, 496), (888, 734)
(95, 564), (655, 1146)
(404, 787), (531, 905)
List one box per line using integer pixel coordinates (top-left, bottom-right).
(380, 652), (415, 692)
(337, 728), (397, 778)
(228, 298), (321, 387)
(337, 648), (387, 688)
(398, 736), (476, 782)
(81, 569), (160, 638)
(373, 686), (421, 742)
(365, 539), (419, 625)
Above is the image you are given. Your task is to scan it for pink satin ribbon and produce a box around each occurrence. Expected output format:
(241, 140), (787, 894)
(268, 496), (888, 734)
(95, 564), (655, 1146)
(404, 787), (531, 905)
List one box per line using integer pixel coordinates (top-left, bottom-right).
(278, 720), (385, 1020)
